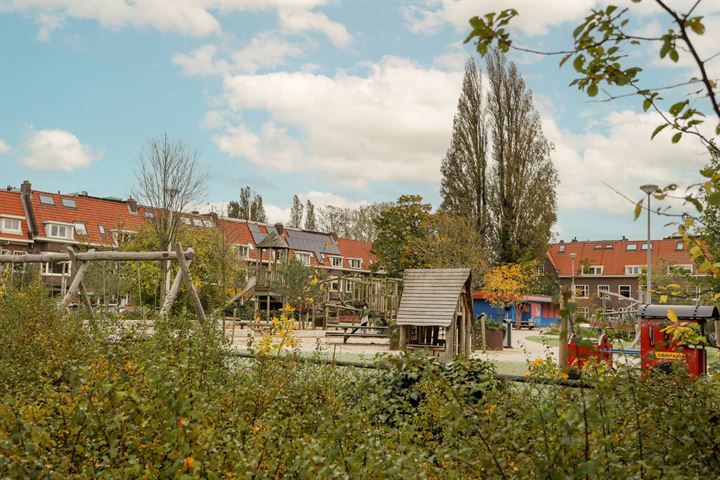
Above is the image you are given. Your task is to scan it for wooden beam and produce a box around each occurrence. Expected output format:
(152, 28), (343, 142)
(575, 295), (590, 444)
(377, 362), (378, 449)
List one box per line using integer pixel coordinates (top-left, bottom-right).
(160, 258), (193, 316)
(174, 242), (206, 324)
(0, 250), (195, 264)
(60, 247), (95, 309)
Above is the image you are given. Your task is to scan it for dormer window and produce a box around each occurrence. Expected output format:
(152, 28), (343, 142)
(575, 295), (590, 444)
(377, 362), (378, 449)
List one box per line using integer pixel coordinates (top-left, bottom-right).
(295, 252), (311, 265)
(330, 256), (343, 268)
(558, 245), (565, 252)
(0, 216), (22, 235)
(98, 224), (106, 235)
(641, 243), (652, 251)
(73, 222), (87, 236)
(676, 241), (684, 251)
(626, 244), (638, 251)
(127, 203), (137, 213)
(39, 194), (55, 206)
(349, 258), (362, 270)
(47, 223), (73, 240)
(583, 265), (603, 275)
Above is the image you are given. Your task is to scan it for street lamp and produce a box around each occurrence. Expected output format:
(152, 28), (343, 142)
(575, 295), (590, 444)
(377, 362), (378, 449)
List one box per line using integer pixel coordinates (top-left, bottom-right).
(570, 252), (577, 298)
(640, 184), (658, 304)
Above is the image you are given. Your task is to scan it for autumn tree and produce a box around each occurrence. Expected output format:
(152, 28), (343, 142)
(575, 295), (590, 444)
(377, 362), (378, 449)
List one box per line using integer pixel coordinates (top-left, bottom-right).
(304, 199), (317, 230)
(289, 195), (304, 228)
(371, 195), (432, 276)
(440, 58), (489, 236)
(482, 262), (540, 328)
(271, 259), (324, 315)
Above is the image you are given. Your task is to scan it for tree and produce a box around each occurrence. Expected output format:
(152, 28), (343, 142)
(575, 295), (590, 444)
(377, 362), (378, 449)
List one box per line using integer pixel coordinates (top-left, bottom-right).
(371, 195), (432, 276)
(270, 259), (324, 314)
(482, 262), (540, 328)
(485, 50), (559, 263)
(317, 203), (391, 242)
(409, 212), (487, 286)
(250, 194), (267, 223)
(289, 195), (304, 228)
(133, 134), (207, 296)
(228, 186), (262, 221)
(304, 199), (317, 230)
(440, 58), (489, 236)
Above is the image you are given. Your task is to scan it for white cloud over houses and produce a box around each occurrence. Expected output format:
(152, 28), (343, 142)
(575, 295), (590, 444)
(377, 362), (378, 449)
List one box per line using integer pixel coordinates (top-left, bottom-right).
(19, 129), (103, 171)
(212, 56), (462, 188)
(0, 138), (11, 154)
(544, 109), (712, 216)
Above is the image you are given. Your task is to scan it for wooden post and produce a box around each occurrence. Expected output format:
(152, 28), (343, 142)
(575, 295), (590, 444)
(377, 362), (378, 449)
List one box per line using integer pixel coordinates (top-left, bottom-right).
(61, 248), (94, 309)
(558, 289), (568, 369)
(174, 243), (206, 324)
(160, 259), (192, 316)
(480, 313), (487, 353)
(398, 325), (407, 350)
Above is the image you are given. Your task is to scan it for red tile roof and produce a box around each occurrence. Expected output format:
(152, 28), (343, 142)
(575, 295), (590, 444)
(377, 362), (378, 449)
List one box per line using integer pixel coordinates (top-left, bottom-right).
(0, 190), (31, 242)
(547, 238), (694, 276)
(30, 190), (145, 245)
(337, 237), (375, 271)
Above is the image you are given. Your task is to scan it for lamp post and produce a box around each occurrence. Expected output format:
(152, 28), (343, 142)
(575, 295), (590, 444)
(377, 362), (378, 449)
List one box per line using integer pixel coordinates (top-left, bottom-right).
(640, 184), (658, 304)
(570, 252), (577, 299)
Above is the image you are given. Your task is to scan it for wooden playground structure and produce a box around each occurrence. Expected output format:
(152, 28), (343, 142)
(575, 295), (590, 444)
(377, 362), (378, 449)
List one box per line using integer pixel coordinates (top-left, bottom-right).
(0, 242), (206, 323)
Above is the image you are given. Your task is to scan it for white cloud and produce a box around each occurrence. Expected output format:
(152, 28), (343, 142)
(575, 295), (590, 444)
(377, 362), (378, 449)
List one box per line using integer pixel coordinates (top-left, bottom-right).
(277, 7), (351, 48)
(0, 138), (11, 154)
(405, 0), (600, 37)
(544, 110), (712, 215)
(232, 32), (304, 73)
(19, 129), (103, 171)
(433, 41), (468, 71)
(173, 44), (229, 76)
(213, 56), (462, 188)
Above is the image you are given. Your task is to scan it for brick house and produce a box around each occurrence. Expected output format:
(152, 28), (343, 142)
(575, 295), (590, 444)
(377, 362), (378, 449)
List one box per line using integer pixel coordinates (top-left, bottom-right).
(545, 237), (698, 319)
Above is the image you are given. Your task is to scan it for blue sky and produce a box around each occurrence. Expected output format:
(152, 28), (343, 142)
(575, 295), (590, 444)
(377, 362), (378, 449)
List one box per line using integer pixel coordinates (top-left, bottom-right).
(1, 0), (718, 242)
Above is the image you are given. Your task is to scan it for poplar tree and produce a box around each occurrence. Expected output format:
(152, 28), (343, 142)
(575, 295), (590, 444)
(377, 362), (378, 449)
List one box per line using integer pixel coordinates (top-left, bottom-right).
(289, 195), (304, 228)
(304, 200), (317, 230)
(440, 58), (489, 235)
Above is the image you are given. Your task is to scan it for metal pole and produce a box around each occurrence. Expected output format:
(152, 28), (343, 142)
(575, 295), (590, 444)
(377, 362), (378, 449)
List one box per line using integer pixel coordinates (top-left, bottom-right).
(646, 192), (652, 304)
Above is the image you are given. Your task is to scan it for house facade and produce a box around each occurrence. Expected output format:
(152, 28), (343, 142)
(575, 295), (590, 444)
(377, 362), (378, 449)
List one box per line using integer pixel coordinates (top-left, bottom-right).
(545, 237), (699, 320)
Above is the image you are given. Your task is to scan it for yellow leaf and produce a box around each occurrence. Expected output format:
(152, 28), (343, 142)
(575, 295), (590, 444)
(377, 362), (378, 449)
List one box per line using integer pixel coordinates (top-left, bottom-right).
(659, 295), (668, 304)
(667, 308), (678, 323)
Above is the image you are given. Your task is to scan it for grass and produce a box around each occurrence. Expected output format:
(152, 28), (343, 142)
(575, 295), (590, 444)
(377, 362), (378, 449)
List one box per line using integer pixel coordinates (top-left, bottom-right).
(526, 334), (560, 348)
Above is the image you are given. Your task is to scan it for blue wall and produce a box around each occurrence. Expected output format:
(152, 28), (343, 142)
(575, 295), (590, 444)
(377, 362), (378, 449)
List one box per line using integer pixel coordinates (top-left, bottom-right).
(473, 299), (560, 327)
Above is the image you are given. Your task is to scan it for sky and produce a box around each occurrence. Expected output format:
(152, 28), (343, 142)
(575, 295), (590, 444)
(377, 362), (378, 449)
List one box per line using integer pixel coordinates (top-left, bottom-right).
(0, 0), (718, 243)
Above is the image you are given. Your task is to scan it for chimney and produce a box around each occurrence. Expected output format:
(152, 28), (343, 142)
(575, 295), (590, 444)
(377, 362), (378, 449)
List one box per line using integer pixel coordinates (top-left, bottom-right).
(571, 236), (577, 242)
(274, 223), (284, 235)
(208, 211), (219, 224)
(127, 198), (138, 213)
(191, 210), (199, 215)
(20, 180), (31, 197)
(329, 232), (338, 243)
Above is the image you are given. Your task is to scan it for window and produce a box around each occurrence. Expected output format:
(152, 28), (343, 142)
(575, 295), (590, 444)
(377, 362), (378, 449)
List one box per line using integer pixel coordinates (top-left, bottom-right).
(181, 217), (191, 225)
(73, 222), (87, 236)
(574, 285), (589, 299)
(625, 265), (642, 276)
(349, 258), (362, 269)
(576, 307), (590, 319)
(558, 244), (566, 252)
(47, 223), (73, 240)
(619, 285), (631, 298)
(235, 244), (250, 259)
(598, 285), (610, 297)
(593, 244), (602, 250)
(583, 265), (603, 275)
(112, 230), (135, 244)
(61, 198), (76, 209)
(535, 264), (545, 275)
(295, 252), (311, 265)
(39, 194), (55, 206)
(641, 243), (653, 251)
(144, 211), (154, 218)
(676, 241), (684, 251)
(344, 279), (353, 293)
(1, 217), (22, 234)
(127, 203), (137, 213)
(98, 224), (106, 235)
(605, 244), (614, 249)
(626, 243), (638, 251)
(192, 218), (204, 227)
(668, 264), (693, 274)
(43, 261), (71, 276)
(329, 278), (339, 292)
(330, 256), (343, 268)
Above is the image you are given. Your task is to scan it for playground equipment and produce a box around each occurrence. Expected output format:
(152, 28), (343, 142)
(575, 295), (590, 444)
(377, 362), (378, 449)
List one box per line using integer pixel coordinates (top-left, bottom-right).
(567, 304), (718, 375)
(0, 242), (206, 323)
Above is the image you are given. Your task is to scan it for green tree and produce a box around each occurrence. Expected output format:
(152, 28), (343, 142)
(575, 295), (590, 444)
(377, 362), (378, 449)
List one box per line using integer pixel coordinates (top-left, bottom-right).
(270, 259), (324, 314)
(228, 186), (263, 222)
(289, 195), (304, 228)
(250, 194), (267, 223)
(371, 195), (432, 276)
(486, 50), (558, 263)
(440, 58), (489, 236)
(304, 199), (317, 230)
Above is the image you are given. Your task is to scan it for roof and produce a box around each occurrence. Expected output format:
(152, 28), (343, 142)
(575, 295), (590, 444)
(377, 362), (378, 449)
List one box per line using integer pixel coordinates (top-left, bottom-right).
(256, 230), (289, 249)
(29, 190), (145, 244)
(336, 237), (374, 270)
(396, 268), (472, 327)
(0, 190), (31, 242)
(286, 229), (339, 262)
(547, 238), (695, 276)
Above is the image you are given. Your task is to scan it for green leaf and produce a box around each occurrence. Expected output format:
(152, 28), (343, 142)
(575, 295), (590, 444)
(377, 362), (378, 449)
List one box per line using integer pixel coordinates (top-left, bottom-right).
(573, 55), (585, 72)
(651, 123), (668, 139)
(669, 48), (679, 62)
(634, 200), (643, 220)
(707, 191), (720, 206)
(671, 132), (682, 143)
(587, 83), (599, 97)
(669, 100), (688, 116)
(559, 53), (572, 67)
(643, 98), (652, 111)
(688, 19), (705, 35)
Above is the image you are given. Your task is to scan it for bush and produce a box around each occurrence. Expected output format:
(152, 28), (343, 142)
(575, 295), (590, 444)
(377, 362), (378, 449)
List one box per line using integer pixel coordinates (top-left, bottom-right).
(1, 286), (719, 478)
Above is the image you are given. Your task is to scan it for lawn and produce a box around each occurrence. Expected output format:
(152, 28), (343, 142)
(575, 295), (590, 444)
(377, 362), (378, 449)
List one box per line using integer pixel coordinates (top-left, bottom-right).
(526, 334), (560, 347)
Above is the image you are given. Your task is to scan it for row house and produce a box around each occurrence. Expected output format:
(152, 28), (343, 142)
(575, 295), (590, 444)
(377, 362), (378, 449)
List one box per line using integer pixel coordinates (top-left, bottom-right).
(0, 181), (376, 298)
(545, 237), (699, 320)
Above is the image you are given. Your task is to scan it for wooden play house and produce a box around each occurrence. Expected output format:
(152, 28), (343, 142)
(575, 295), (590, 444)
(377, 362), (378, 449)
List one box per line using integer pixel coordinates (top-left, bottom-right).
(396, 268), (473, 362)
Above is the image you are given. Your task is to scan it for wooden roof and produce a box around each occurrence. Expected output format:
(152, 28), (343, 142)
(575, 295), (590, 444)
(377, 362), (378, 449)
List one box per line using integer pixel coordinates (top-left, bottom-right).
(256, 230), (288, 249)
(396, 268), (472, 327)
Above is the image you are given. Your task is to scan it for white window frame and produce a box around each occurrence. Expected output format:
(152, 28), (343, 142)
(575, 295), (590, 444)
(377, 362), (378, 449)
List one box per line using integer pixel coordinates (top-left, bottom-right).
(295, 252), (312, 266)
(235, 244), (252, 260)
(668, 264), (693, 274)
(329, 256), (343, 268)
(61, 198), (76, 209)
(111, 229), (136, 245)
(583, 265), (603, 276)
(619, 285), (632, 298)
(598, 285), (610, 296)
(73, 222), (88, 236)
(42, 261), (71, 277)
(349, 258), (362, 270)
(0, 216), (22, 235)
(626, 244), (638, 251)
(576, 306), (590, 318)
(625, 265), (641, 276)
(675, 241), (684, 251)
(39, 194), (55, 206)
(641, 243), (653, 251)
(558, 244), (566, 252)
(329, 277), (339, 292)
(98, 224), (106, 235)
(574, 284), (589, 299)
(46, 222), (74, 240)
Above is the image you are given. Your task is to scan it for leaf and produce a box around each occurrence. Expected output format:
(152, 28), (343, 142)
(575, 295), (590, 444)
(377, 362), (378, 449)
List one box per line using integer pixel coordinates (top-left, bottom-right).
(667, 309), (678, 323)
(669, 100), (688, 116)
(634, 200), (643, 220)
(643, 98), (652, 111)
(651, 123), (668, 139)
(587, 83), (599, 97)
(659, 294), (668, 304)
(688, 19), (705, 35)
(671, 132), (682, 143)
(707, 191), (720, 206)
(669, 48), (679, 62)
